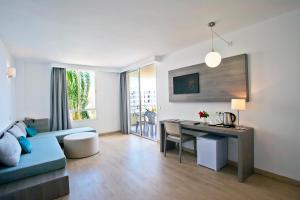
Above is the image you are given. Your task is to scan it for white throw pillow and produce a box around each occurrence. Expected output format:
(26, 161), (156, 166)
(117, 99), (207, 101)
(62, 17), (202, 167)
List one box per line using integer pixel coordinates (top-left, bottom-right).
(0, 132), (21, 166)
(16, 121), (27, 136)
(8, 125), (26, 139)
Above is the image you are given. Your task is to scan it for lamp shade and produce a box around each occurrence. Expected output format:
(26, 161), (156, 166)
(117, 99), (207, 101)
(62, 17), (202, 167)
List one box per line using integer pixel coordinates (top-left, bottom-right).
(7, 66), (16, 78)
(205, 51), (221, 68)
(231, 99), (246, 110)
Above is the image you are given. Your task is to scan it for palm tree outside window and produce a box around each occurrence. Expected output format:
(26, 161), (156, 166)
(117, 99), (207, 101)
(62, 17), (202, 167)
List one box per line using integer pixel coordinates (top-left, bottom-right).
(66, 69), (96, 121)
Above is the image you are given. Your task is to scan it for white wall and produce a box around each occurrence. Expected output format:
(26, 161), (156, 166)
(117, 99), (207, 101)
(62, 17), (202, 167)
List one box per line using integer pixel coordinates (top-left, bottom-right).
(156, 10), (300, 181)
(15, 60), (120, 134)
(14, 60), (51, 120)
(0, 39), (15, 132)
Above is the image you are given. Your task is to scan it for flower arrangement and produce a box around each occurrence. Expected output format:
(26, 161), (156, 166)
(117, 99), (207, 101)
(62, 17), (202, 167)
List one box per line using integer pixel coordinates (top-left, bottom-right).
(198, 111), (209, 118)
(198, 111), (209, 124)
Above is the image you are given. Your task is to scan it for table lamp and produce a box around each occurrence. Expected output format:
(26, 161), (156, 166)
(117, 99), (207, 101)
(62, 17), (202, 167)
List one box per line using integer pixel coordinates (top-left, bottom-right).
(231, 99), (246, 129)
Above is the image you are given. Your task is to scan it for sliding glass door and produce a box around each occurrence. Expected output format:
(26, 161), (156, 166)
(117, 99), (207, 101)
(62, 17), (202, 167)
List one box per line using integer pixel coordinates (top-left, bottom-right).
(140, 65), (157, 140)
(128, 70), (141, 135)
(128, 64), (157, 140)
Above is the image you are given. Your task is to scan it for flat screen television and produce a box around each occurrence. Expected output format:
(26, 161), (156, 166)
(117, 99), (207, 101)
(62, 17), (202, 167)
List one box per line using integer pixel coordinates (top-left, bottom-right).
(173, 73), (199, 94)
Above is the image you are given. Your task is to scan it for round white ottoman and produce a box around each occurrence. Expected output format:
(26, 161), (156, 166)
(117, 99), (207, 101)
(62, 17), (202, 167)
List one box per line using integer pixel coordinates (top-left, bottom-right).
(63, 132), (99, 159)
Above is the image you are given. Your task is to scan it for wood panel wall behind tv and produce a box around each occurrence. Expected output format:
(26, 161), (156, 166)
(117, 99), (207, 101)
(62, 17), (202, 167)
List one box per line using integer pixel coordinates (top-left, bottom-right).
(168, 54), (249, 102)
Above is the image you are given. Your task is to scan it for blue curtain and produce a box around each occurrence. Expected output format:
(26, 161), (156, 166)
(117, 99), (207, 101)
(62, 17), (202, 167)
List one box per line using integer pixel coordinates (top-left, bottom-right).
(50, 67), (72, 131)
(120, 72), (128, 134)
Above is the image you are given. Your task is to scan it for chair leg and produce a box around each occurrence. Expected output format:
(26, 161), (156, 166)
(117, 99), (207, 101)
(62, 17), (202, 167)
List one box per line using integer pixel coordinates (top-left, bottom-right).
(136, 122), (139, 132)
(194, 138), (197, 155)
(179, 141), (182, 163)
(164, 133), (167, 157)
(144, 123), (147, 137)
(150, 125), (154, 138)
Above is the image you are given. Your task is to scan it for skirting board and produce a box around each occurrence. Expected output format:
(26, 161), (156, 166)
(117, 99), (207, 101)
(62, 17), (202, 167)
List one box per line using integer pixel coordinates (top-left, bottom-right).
(99, 130), (122, 136)
(227, 161), (300, 186)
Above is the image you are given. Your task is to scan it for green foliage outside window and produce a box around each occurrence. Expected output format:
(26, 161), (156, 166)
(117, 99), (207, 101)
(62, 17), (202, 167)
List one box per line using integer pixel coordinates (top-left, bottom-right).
(66, 70), (92, 120)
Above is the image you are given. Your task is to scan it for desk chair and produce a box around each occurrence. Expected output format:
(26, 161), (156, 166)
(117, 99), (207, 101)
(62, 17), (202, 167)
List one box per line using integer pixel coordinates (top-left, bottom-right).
(164, 122), (196, 163)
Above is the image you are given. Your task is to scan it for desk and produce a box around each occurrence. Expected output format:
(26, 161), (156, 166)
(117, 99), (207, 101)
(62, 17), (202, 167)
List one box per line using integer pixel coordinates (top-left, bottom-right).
(160, 120), (254, 182)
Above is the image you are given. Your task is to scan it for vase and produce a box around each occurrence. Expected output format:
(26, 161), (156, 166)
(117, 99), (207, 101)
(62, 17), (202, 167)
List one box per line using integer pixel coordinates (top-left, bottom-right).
(203, 118), (208, 125)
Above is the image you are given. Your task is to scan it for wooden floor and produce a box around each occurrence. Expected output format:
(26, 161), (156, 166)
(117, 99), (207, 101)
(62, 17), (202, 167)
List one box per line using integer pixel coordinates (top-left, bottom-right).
(57, 133), (300, 200)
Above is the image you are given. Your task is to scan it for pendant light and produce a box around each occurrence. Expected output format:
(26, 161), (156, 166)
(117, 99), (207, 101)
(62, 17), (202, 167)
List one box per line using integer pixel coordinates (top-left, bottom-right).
(205, 22), (232, 68)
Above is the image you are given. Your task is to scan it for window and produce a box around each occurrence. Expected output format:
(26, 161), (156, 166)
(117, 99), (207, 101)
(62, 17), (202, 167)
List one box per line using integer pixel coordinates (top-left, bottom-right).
(66, 69), (96, 121)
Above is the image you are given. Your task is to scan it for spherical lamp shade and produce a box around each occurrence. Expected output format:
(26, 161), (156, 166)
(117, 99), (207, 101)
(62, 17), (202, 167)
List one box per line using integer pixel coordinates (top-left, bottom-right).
(205, 51), (222, 68)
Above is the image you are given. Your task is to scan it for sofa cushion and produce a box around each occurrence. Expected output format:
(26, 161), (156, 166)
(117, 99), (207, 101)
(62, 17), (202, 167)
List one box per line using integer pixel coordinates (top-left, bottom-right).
(0, 135), (66, 184)
(0, 132), (21, 166)
(18, 136), (32, 154)
(16, 121), (27, 136)
(26, 127), (37, 137)
(36, 127), (96, 143)
(8, 125), (26, 139)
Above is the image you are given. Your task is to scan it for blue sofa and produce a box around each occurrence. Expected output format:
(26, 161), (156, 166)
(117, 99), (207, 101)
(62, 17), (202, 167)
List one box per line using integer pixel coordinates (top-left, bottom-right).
(0, 120), (96, 199)
(0, 126), (96, 185)
(0, 135), (65, 184)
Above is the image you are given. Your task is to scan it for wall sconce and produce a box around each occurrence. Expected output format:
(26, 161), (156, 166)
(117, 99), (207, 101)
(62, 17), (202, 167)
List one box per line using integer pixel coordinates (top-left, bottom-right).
(7, 66), (16, 78)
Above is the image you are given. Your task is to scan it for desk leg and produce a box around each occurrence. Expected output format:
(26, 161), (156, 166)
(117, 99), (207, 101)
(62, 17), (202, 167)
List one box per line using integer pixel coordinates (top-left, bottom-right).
(237, 131), (254, 182)
(160, 123), (164, 152)
(160, 123), (175, 152)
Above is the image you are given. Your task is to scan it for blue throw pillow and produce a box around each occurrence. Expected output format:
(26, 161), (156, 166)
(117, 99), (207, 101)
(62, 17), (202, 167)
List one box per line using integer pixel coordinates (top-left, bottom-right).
(18, 136), (32, 154)
(26, 127), (37, 137)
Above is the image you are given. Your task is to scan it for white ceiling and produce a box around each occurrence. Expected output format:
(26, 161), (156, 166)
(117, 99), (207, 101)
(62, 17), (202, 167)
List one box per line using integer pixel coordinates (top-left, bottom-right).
(0, 0), (300, 68)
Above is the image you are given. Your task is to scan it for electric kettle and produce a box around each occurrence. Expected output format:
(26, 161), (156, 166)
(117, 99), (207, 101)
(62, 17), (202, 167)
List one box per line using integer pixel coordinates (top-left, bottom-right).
(222, 112), (236, 127)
